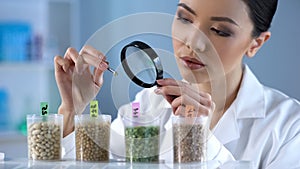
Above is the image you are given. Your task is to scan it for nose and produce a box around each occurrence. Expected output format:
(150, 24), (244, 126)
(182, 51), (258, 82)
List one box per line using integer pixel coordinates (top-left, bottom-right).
(186, 25), (207, 54)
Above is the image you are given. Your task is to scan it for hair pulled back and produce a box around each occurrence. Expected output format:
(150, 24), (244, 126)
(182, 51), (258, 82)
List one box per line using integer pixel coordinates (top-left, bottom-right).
(242, 0), (278, 37)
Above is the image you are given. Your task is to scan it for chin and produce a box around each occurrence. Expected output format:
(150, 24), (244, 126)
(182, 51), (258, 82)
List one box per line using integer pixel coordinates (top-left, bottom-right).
(180, 69), (210, 84)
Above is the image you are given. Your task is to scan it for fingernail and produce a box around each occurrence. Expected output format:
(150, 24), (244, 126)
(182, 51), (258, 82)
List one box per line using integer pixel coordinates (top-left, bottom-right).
(156, 79), (164, 84)
(98, 62), (108, 71)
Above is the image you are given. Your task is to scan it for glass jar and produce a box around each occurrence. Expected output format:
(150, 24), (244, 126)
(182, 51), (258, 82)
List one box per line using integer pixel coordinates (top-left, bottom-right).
(123, 111), (160, 163)
(75, 114), (111, 162)
(172, 116), (208, 163)
(27, 114), (63, 161)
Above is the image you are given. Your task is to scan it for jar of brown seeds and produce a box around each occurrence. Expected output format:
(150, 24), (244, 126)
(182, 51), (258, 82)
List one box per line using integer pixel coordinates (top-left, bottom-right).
(75, 114), (111, 162)
(172, 116), (208, 163)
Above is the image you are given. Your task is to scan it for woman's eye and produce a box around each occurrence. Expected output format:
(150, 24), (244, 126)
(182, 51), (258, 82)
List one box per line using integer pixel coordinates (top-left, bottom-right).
(210, 27), (231, 37)
(176, 12), (192, 24)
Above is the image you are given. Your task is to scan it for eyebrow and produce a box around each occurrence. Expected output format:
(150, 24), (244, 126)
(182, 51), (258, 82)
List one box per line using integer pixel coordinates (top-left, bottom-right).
(177, 3), (239, 27)
(210, 16), (239, 27)
(177, 3), (196, 16)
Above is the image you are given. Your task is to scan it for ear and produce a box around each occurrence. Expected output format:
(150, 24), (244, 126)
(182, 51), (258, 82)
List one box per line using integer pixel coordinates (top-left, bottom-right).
(246, 31), (271, 58)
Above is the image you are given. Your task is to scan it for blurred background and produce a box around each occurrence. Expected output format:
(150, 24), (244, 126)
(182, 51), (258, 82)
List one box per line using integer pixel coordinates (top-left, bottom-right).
(0, 0), (299, 158)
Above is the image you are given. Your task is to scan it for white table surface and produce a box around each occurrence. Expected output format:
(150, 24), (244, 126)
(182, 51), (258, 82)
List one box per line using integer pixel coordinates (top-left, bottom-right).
(0, 158), (255, 169)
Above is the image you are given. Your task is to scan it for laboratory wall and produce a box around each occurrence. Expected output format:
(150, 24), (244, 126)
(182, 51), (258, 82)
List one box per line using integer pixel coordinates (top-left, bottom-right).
(244, 0), (300, 100)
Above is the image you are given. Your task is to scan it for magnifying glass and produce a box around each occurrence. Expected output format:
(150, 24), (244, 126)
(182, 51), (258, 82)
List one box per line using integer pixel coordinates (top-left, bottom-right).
(121, 41), (163, 88)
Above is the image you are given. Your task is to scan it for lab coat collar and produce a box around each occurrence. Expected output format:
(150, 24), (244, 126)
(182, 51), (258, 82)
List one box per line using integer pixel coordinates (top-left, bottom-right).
(234, 64), (266, 119)
(213, 64), (266, 144)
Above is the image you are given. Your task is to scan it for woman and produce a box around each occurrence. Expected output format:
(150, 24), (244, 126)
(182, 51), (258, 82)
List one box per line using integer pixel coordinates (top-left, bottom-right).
(55, 0), (300, 168)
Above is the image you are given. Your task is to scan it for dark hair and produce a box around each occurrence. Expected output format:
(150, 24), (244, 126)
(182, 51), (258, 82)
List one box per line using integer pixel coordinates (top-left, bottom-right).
(242, 0), (278, 37)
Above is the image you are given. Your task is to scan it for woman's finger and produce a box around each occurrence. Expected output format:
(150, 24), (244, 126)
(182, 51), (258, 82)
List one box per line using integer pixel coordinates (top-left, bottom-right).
(63, 47), (88, 74)
(155, 83), (212, 107)
(80, 45), (107, 68)
(93, 64), (108, 87)
(157, 78), (211, 99)
(155, 79), (213, 117)
(81, 53), (107, 69)
(156, 78), (180, 86)
(174, 104), (197, 117)
(54, 55), (71, 73)
(172, 95), (210, 116)
(174, 104), (186, 116)
(64, 47), (79, 63)
(79, 45), (105, 59)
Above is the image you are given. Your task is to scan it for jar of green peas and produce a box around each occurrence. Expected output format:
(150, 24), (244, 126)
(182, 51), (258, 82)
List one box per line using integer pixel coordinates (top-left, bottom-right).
(122, 102), (161, 163)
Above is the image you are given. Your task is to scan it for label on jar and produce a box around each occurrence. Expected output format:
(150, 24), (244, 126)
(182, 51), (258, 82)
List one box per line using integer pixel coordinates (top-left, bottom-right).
(40, 102), (48, 116)
(185, 105), (195, 117)
(90, 100), (98, 118)
(132, 102), (140, 118)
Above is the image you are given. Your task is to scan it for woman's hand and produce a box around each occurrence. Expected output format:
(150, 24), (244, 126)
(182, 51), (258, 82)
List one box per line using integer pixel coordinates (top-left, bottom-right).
(54, 45), (108, 136)
(154, 78), (214, 117)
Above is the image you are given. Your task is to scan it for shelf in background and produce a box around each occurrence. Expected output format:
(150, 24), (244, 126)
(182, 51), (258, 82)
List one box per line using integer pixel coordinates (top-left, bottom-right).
(0, 61), (54, 71)
(0, 61), (60, 134)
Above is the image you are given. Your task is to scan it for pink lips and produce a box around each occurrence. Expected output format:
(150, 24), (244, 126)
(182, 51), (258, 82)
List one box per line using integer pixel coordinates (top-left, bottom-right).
(180, 56), (205, 70)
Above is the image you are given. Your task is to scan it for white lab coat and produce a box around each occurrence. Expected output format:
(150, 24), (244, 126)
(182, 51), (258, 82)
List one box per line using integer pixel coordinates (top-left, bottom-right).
(63, 65), (300, 168)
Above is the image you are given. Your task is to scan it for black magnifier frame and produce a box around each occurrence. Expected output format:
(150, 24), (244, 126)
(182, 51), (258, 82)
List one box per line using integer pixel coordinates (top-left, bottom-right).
(121, 41), (163, 88)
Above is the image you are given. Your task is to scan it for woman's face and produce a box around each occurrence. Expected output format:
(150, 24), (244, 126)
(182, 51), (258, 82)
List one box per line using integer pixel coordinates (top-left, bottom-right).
(172, 0), (255, 83)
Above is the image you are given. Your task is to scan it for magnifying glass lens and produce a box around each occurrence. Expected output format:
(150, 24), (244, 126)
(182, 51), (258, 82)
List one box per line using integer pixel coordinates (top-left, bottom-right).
(125, 47), (157, 84)
(121, 41), (163, 88)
